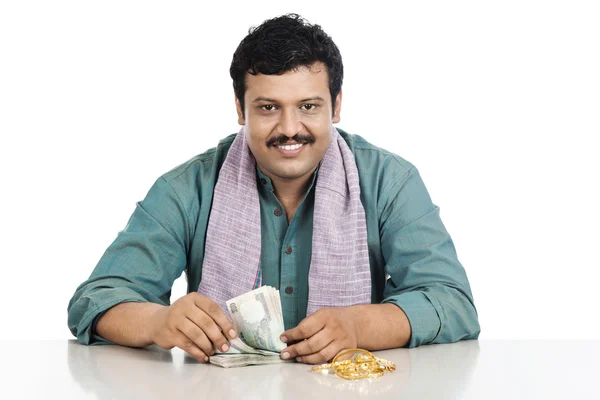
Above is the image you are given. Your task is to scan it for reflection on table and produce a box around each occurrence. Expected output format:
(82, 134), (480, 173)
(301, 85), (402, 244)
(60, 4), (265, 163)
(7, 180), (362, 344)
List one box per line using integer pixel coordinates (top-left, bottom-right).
(11, 340), (599, 399)
(65, 339), (480, 399)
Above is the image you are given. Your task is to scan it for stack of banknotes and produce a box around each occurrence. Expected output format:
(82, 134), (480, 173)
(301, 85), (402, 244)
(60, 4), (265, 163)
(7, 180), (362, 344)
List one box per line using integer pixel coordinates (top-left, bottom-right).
(209, 286), (290, 368)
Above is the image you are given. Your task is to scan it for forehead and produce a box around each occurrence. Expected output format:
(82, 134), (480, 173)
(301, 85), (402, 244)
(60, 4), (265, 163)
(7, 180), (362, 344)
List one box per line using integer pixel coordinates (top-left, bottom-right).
(245, 63), (330, 101)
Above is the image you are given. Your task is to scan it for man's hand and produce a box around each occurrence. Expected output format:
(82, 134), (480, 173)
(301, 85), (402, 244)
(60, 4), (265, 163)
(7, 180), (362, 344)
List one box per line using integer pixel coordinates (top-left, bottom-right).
(148, 292), (237, 363)
(278, 303), (411, 365)
(279, 308), (358, 365)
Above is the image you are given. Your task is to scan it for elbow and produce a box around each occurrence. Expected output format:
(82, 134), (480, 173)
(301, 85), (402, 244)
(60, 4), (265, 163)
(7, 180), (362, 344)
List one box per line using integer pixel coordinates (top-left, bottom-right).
(430, 285), (481, 344)
(67, 295), (92, 344)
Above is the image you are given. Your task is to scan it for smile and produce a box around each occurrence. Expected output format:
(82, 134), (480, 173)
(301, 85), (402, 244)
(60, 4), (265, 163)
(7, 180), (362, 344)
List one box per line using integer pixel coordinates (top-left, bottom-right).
(277, 143), (303, 150)
(275, 143), (306, 156)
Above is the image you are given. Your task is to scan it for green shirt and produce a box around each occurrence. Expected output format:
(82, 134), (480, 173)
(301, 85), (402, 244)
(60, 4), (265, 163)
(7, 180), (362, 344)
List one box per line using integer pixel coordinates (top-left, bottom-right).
(67, 129), (480, 347)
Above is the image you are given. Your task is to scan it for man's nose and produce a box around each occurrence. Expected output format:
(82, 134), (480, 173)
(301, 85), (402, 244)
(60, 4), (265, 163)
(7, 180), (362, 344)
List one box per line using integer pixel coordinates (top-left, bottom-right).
(276, 108), (302, 139)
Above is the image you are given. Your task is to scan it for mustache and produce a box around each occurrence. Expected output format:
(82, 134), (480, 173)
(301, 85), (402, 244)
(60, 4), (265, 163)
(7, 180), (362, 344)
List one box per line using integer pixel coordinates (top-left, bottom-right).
(266, 134), (315, 147)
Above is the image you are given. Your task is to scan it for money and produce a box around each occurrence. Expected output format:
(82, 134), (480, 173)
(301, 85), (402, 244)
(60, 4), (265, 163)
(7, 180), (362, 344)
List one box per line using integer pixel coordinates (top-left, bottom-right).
(209, 286), (289, 368)
(209, 353), (288, 368)
(226, 286), (286, 353)
(225, 336), (279, 356)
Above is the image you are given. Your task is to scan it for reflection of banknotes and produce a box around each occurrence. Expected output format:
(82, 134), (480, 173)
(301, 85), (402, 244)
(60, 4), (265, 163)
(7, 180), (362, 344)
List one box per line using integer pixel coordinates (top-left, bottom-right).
(210, 286), (288, 368)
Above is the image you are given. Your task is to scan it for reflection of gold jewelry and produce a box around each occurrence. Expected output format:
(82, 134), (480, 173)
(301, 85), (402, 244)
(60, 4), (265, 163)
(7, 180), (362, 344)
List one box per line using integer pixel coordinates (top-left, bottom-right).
(311, 349), (396, 380)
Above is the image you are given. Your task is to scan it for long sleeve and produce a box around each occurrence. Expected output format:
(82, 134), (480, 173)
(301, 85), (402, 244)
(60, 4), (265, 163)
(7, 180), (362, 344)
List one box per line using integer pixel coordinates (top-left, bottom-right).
(67, 177), (190, 345)
(379, 166), (480, 347)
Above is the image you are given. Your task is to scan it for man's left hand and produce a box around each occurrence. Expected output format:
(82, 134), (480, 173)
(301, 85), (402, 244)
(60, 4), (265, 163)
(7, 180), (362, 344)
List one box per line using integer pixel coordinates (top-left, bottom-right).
(279, 308), (358, 364)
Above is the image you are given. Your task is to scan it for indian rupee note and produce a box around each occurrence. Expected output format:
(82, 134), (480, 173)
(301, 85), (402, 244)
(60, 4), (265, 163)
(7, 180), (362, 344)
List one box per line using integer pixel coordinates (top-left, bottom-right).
(226, 286), (286, 352)
(209, 353), (290, 368)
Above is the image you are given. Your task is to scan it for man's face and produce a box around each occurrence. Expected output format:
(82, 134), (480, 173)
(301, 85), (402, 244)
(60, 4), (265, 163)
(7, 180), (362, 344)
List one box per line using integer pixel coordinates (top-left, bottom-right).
(236, 62), (341, 184)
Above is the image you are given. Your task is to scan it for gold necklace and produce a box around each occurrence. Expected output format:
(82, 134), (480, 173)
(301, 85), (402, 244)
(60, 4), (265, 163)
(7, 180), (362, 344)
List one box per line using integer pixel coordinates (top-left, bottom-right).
(311, 349), (396, 380)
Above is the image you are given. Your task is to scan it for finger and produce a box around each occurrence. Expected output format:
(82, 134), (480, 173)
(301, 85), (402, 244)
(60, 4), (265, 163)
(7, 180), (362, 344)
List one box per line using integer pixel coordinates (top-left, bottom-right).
(281, 328), (333, 360)
(298, 342), (343, 365)
(192, 293), (237, 339)
(174, 331), (209, 363)
(281, 312), (326, 344)
(186, 311), (230, 353)
(178, 318), (213, 356)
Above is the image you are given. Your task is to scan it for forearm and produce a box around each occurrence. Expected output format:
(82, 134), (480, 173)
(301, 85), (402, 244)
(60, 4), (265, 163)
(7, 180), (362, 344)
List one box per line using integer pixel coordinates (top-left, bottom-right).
(96, 302), (165, 347)
(346, 303), (411, 350)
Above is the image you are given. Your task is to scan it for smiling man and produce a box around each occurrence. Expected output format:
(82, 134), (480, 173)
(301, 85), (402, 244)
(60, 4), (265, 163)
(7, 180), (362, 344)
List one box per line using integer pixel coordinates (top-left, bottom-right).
(242, 64), (333, 222)
(68, 14), (480, 364)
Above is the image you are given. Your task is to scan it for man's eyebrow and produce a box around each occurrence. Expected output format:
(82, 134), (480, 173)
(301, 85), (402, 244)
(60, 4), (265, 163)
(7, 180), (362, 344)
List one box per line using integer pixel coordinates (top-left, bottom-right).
(252, 97), (278, 103)
(251, 96), (326, 103)
(299, 96), (325, 102)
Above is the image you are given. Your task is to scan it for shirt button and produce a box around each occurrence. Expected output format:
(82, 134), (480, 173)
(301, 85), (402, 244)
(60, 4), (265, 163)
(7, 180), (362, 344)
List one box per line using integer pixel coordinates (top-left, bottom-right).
(285, 286), (293, 294)
(285, 246), (292, 255)
(274, 208), (282, 217)
(260, 178), (267, 185)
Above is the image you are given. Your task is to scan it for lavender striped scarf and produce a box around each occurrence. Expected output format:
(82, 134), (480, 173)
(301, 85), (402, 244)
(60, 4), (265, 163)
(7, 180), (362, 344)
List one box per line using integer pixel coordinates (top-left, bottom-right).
(198, 126), (371, 316)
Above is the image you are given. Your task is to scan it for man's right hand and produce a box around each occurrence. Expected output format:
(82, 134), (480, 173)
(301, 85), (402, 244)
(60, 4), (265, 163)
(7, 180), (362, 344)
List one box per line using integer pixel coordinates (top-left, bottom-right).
(147, 292), (237, 362)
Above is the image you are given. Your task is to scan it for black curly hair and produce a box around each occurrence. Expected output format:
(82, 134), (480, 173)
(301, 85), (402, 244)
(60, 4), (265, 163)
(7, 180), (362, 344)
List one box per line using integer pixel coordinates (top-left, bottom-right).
(230, 14), (343, 116)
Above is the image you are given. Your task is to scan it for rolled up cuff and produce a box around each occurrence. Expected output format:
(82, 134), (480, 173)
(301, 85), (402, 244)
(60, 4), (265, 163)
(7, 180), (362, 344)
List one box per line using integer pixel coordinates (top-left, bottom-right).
(383, 291), (441, 348)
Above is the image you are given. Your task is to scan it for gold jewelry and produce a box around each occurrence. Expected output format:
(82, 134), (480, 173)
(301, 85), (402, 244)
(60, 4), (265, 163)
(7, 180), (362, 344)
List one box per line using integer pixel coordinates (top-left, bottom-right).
(311, 363), (333, 371)
(311, 349), (396, 380)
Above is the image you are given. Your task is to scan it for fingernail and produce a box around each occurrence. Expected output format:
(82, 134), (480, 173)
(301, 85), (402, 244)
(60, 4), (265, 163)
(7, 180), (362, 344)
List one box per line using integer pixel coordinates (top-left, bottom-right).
(204, 356), (209, 362)
(229, 329), (237, 338)
(221, 344), (229, 352)
(281, 352), (290, 360)
(280, 336), (288, 343)
(296, 356), (302, 362)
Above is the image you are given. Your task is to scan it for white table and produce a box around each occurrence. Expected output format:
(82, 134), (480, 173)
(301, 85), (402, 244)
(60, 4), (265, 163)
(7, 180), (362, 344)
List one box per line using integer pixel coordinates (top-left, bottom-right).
(3, 340), (598, 399)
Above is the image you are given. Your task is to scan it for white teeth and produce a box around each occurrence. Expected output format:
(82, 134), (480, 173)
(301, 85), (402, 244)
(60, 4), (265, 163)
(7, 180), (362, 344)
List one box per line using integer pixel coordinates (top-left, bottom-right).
(278, 143), (303, 151)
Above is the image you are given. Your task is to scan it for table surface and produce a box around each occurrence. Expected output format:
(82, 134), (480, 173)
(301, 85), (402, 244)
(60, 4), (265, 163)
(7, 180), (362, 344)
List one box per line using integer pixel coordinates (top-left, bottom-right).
(3, 339), (598, 399)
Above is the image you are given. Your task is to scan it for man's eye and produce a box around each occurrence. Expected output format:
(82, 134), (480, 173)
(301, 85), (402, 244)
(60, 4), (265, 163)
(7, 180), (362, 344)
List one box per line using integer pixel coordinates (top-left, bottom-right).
(301, 104), (318, 111)
(260, 105), (277, 111)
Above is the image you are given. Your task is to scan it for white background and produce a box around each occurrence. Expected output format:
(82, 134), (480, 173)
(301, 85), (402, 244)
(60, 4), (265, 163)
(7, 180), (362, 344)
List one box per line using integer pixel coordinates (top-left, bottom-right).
(0, 1), (598, 341)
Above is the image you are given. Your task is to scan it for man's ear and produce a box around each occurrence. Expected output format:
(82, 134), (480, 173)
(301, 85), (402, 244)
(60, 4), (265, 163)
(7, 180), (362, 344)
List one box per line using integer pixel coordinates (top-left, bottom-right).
(332, 91), (342, 124)
(235, 96), (245, 125)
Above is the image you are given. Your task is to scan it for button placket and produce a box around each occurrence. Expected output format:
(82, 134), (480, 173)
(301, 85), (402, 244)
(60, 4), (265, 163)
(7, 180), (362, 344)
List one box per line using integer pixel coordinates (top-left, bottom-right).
(283, 246), (294, 296)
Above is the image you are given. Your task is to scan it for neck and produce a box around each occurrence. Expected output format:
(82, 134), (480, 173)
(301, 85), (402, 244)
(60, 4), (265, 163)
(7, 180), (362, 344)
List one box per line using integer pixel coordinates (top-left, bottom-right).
(272, 172), (314, 204)
(259, 166), (316, 207)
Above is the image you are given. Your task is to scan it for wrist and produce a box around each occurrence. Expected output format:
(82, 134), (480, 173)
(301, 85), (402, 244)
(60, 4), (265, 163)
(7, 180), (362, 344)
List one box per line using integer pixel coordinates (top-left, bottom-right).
(345, 303), (411, 350)
(142, 303), (167, 345)
(343, 305), (364, 348)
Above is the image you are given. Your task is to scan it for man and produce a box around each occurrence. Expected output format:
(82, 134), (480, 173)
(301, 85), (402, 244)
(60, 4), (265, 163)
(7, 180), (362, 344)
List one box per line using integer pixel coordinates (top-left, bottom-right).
(68, 14), (480, 365)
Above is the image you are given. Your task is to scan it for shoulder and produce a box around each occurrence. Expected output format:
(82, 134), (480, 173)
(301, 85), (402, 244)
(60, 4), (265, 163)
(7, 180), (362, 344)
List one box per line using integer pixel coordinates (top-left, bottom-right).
(146, 133), (237, 214)
(337, 128), (416, 184)
(161, 133), (236, 184)
(337, 128), (432, 219)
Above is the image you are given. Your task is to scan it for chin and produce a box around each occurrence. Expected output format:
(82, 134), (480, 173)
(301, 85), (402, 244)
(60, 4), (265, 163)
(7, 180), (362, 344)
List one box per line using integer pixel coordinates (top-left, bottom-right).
(273, 171), (307, 181)
(271, 165), (314, 181)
